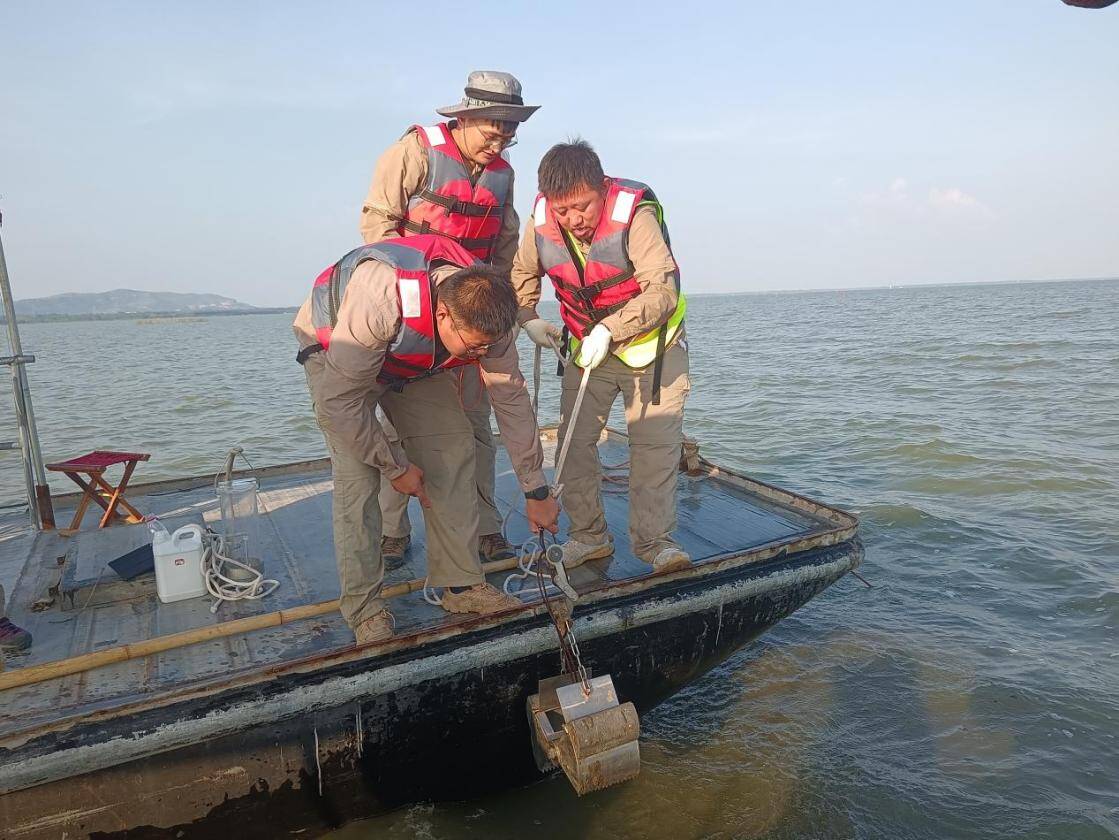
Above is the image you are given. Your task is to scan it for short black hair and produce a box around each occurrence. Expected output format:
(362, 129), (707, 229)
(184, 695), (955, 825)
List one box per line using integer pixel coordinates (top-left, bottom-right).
(439, 265), (517, 338)
(538, 139), (606, 199)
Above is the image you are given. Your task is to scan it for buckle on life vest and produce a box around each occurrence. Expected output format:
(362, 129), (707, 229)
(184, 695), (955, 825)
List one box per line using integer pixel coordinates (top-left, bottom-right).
(415, 189), (498, 218)
(568, 285), (599, 306)
(563, 270), (636, 308)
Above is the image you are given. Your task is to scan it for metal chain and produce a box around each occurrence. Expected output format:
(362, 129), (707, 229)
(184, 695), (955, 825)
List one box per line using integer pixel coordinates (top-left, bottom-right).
(560, 616), (591, 695)
(533, 531), (591, 696)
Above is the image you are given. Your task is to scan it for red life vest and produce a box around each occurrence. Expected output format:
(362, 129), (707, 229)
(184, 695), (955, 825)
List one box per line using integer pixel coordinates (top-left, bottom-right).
(398, 122), (512, 263)
(308, 235), (479, 386)
(532, 178), (680, 341)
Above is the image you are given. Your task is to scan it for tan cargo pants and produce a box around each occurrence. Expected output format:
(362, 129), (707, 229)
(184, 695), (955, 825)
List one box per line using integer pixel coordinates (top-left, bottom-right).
(557, 341), (690, 564)
(379, 365), (499, 538)
(304, 356), (484, 629)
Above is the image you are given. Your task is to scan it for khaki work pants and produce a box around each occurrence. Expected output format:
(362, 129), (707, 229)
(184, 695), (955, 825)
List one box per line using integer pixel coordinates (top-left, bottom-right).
(304, 357), (484, 628)
(379, 366), (500, 538)
(557, 341), (690, 564)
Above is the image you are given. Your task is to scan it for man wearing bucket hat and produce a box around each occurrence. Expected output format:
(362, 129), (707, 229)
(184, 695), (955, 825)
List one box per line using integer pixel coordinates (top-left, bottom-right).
(359, 71), (546, 572)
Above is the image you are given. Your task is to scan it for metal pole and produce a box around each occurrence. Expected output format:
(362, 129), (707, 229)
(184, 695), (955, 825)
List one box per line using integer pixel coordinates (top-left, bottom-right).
(6, 357), (40, 529)
(0, 212), (54, 528)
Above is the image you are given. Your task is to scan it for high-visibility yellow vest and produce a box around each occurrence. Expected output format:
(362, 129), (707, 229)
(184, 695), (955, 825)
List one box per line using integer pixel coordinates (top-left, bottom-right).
(553, 196), (686, 368)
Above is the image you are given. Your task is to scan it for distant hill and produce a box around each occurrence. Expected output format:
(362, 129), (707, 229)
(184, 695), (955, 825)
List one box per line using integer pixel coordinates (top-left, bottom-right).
(13, 289), (256, 317)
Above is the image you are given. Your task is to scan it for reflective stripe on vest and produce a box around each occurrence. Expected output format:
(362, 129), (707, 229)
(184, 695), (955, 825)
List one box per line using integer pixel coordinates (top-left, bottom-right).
(399, 122), (512, 263)
(308, 235), (479, 384)
(533, 178), (686, 368)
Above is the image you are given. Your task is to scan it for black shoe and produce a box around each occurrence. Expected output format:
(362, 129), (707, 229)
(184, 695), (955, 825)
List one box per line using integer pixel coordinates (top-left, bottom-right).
(381, 534), (411, 571)
(0, 617), (32, 652)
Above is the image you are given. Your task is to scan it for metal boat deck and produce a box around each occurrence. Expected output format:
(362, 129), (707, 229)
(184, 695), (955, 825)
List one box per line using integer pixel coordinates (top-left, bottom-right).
(0, 430), (853, 744)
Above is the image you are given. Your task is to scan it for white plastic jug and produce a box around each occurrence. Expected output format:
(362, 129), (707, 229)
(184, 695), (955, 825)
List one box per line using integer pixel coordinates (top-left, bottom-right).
(153, 523), (206, 604)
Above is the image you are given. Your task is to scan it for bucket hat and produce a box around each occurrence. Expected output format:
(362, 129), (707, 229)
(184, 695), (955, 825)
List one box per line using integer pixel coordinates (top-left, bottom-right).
(437, 71), (540, 123)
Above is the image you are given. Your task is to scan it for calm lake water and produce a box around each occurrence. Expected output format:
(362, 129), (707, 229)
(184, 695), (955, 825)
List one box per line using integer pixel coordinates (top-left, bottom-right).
(2, 279), (1117, 839)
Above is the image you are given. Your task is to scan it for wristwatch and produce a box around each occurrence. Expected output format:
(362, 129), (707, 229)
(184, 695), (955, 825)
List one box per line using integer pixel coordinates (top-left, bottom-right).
(524, 485), (551, 501)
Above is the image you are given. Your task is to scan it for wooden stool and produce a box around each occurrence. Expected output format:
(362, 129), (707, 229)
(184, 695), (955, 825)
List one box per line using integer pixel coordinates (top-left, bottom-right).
(46, 450), (151, 535)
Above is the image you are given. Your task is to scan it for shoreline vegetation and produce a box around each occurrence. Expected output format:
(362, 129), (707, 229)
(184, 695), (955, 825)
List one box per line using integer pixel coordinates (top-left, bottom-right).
(2, 307), (298, 325)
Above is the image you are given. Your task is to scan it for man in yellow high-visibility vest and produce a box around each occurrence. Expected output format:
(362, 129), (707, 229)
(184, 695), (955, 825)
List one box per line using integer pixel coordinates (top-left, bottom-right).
(510, 140), (691, 573)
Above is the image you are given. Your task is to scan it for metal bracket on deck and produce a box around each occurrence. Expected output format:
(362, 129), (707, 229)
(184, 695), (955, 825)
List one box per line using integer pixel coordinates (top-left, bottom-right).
(527, 673), (640, 795)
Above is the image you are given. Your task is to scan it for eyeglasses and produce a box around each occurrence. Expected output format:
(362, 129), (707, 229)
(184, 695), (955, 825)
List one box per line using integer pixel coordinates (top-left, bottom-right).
(445, 309), (493, 355)
(473, 124), (518, 151)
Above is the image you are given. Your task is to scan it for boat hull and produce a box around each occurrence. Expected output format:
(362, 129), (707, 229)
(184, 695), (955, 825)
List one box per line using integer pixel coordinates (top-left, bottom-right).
(0, 540), (860, 839)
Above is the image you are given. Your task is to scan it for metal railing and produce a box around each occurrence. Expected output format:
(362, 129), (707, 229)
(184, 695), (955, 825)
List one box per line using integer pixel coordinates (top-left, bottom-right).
(0, 211), (54, 529)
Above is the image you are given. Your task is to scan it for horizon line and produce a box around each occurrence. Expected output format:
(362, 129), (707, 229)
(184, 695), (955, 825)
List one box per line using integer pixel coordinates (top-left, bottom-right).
(16, 273), (1118, 308)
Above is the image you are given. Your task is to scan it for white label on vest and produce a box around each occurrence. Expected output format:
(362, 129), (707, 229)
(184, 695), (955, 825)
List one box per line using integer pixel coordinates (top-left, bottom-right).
(423, 125), (444, 146)
(533, 197), (548, 227)
(399, 278), (422, 319)
(611, 190), (637, 223)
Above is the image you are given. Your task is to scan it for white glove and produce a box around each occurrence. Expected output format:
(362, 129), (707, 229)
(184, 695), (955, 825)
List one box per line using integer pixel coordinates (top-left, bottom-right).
(523, 318), (563, 349)
(576, 324), (612, 369)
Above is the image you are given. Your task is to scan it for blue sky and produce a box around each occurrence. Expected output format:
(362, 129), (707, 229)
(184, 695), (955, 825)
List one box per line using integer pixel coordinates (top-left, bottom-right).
(1, 1), (1116, 305)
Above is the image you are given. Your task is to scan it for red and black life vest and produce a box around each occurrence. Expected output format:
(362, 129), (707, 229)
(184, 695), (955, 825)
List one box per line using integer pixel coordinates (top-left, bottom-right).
(531, 178), (680, 341)
(398, 122), (512, 263)
(305, 235), (479, 386)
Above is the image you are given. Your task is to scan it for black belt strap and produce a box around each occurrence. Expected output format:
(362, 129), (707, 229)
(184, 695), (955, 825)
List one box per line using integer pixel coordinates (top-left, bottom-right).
(377, 365), (452, 393)
(552, 269), (635, 305)
(557, 296), (630, 330)
(296, 343), (324, 365)
(414, 189), (501, 218)
(464, 87), (523, 106)
(590, 298), (632, 321)
(400, 220), (497, 253)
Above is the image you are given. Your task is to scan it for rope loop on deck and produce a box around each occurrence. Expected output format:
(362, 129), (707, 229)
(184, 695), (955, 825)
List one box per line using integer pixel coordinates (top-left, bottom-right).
(202, 529), (280, 612)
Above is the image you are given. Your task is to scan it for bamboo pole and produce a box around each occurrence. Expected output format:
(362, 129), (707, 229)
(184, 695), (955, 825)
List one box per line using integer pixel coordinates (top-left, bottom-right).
(0, 555), (525, 693)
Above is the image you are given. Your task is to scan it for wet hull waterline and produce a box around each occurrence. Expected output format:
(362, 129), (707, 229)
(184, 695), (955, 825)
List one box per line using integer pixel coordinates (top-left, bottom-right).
(1, 542), (860, 838)
(0, 431), (860, 837)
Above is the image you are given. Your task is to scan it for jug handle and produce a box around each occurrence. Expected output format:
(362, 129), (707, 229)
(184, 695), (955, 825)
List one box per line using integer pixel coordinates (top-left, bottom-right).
(171, 524), (204, 546)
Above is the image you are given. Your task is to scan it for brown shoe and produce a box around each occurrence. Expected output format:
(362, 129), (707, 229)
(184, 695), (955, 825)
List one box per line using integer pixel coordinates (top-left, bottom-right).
(651, 547), (692, 573)
(478, 532), (516, 563)
(381, 534), (411, 571)
(354, 609), (395, 644)
(558, 538), (615, 570)
(441, 583), (522, 615)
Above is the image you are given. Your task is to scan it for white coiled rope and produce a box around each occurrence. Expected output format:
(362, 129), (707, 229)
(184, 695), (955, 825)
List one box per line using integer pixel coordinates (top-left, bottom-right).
(202, 530), (280, 613)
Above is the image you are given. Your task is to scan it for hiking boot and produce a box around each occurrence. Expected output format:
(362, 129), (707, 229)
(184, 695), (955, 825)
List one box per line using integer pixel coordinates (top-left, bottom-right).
(559, 538), (615, 570)
(380, 534), (411, 571)
(652, 547), (692, 573)
(0, 617), (32, 652)
(354, 609), (395, 644)
(478, 532), (516, 563)
(441, 583), (522, 615)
